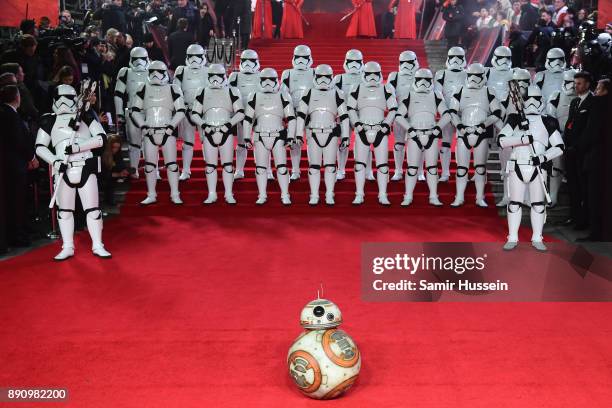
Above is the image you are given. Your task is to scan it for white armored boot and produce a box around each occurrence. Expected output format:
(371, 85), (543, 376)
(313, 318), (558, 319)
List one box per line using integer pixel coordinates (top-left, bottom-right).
(86, 209), (112, 258)
(55, 211), (75, 261)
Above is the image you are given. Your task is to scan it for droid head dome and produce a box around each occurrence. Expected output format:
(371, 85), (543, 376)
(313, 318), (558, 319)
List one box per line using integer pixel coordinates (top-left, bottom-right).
(185, 44), (206, 69)
(293, 45), (313, 70)
(129, 47), (149, 72)
(314, 64), (333, 90)
(446, 46), (466, 71)
(240, 49), (260, 73)
(363, 61), (383, 87)
(260, 67), (279, 93)
(148, 60), (169, 85)
(524, 85), (544, 115)
(343, 49), (363, 74)
(413, 68), (433, 93)
(52, 84), (78, 115)
(300, 298), (342, 329)
(491, 46), (512, 71)
(545, 48), (566, 72)
(399, 50), (419, 76)
(466, 63), (486, 89)
(207, 64), (227, 88)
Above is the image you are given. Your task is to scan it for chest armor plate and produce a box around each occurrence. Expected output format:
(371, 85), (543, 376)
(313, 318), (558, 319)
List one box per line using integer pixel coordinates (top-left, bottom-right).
(255, 92), (284, 131)
(460, 87), (489, 126)
(394, 73), (414, 102)
(307, 89), (337, 128)
(541, 71), (564, 102)
(487, 69), (513, 101)
(143, 85), (174, 126)
(408, 91), (437, 129)
(202, 88), (232, 125)
(237, 72), (260, 100)
(442, 70), (467, 103)
(52, 114), (94, 161)
(182, 67), (207, 104)
(340, 73), (361, 96)
(127, 69), (148, 105)
(288, 69), (314, 105)
(512, 115), (549, 159)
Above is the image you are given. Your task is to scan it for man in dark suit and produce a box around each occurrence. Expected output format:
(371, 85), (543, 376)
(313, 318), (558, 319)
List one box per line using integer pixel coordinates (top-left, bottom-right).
(233, 0), (253, 50)
(442, 0), (464, 48)
(0, 85), (36, 248)
(168, 18), (194, 71)
(563, 71), (593, 230)
(168, 0), (200, 36)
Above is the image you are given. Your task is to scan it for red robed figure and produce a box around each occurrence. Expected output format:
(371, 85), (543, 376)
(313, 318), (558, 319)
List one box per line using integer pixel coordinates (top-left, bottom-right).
(346, 0), (377, 38)
(390, 0), (417, 39)
(282, 0), (304, 39)
(252, 0), (274, 39)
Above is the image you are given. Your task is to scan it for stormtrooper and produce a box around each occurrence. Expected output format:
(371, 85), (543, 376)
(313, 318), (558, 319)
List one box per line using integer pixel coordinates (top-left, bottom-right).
(546, 69), (576, 207)
(243, 68), (296, 205)
(496, 68), (532, 207)
(434, 47), (468, 182)
(190, 64), (244, 204)
(296, 64), (350, 206)
(498, 86), (564, 251)
(36, 85), (111, 260)
(534, 48), (567, 103)
(173, 44), (208, 181)
(114, 47), (149, 178)
(448, 63), (503, 207)
(347, 61), (398, 206)
(333, 49), (364, 181)
(395, 68), (450, 207)
(131, 61), (185, 205)
(281, 45), (315, 180)
(387, 50), (420, 181)
(486, 46), (514, 102)
(228, 49), (272, 180)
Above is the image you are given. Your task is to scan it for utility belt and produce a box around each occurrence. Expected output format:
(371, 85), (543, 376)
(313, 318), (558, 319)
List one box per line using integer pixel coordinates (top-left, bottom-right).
(508, 158), (552, 173)
(255, 129), (285, 138)
(59, 156), (101, 189)
(357, 123), (388, 148)
(202, 123), (232, 147)
(309, 125), (340, 148)
(457, 123), (490, 149)
(144, 127), (175, 147)
(407, 127), (441, 150)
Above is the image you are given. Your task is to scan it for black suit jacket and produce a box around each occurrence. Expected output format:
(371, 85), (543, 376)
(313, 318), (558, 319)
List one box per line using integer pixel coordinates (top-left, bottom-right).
(0, 104), (34, 177)
(168, 31), (195, 70)
(564, 93), (594, 149)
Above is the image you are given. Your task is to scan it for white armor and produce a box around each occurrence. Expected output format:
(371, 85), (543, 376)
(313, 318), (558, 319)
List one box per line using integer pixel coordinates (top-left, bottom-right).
(387, 50), (420, 180)
(486, 46), (514, 103)
(114, 47), (149, 177)
(296, 64), (350, 205)
(173, 44), (208, 181)
(190, 64), (244, 204)
(347, 61), (398, 205)
(396, 69), (450, 207)
(243, 68), (297, 205)
(546, 69), (576, 206)
(281, 45), (314, 179)
(448, 63), (503, 207)
(334, 49), (364, 180)
(435, 47), (468, 181)
(499, 86), (564, 251)
(131, 61), (185, 205)
(534, 48), (567, 103)
(229, 49), (266, 179)
(496, 68), (532, 207)
(36, 85), (111, 260)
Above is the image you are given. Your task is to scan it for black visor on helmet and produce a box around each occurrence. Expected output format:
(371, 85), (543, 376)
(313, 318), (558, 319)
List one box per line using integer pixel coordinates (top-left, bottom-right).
(132, 57), (146, 63)
(346, 59), (362, 64)
(548, 57), (565, 62)
(416, 78), (432, 85)
(241, 58), (257, 63)
(316, 74), (332, 80)
(149, 69), (166, 74)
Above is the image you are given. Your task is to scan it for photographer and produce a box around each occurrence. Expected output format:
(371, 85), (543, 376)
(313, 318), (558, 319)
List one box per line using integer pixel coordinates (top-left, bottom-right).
(145, 0), (168, 26)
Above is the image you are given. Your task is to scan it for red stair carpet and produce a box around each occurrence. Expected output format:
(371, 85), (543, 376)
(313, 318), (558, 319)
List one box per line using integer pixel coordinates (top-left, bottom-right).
(1, 26), (611, 408)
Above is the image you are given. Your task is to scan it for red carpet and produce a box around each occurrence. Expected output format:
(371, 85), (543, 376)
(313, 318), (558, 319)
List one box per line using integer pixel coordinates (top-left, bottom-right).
(1, 35), (611, 406)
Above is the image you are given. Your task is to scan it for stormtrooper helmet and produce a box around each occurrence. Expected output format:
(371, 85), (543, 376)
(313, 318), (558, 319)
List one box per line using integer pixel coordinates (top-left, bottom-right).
(260, 67), (280, 93)
(446, 46), (466, 71)
(597, 33), (612, 53)
(512, 68), (531, 96)
(207, 64), (227, 88)
(240, 49), (260, 73)
(148, 60), (169, 85)
(129, 47), (149, 72)
(524, 85), (544, 115)
(186, 44), (206, 69)
(52, 84), (78, 115)
(343, 49), (364, 75)
(492, 46), (512, 70)
(399, 50), (419, 76)
(314, 64), (333, 90)
(300, 298), (343, 330)
(544, 48), (566, 72)
(466, 63), (486, 89)
(363, 61), (383, 87)
(562, 69), (577, 95)
(413, 68), (433, 93)
(292, 45), (313, 70)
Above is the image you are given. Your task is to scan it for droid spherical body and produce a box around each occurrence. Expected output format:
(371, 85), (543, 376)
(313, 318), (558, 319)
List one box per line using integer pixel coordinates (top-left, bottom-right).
(287, 298), (361, 400)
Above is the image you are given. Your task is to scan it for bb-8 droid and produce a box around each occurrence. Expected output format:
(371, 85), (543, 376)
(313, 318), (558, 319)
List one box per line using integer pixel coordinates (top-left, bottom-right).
(287, 298), (361, 399)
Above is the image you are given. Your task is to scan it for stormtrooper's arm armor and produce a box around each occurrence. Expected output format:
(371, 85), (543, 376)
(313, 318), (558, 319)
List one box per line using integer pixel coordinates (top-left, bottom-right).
(228, 71), (238, 88)
(280, 70), (291, 94)
(333, 74), (343, 92)
(387, 72), (398, 91)
(433, 70), (445, 94)
(114, 67), (129, 118)
(448, 88), (462, 127)
(281, 90), (297, 141)
(190, 87), (206, 127)
(169, 84), (186, 128)
(540, 116), (565, 162)
(295, 89), (310, 137)
(533, 71), (545, 88)
(76, 111), (106, 152)
(129, 83), (146, 128)
(383, 84), (399, 126)
(546, 91), (561, 119)
(242, 93), (256, 142)
(35, 114), (58, 165)
(498, 114), (530, 148)
(485, 88), (503, 127)
(395, 94), (411, 130)
(229, 86), (245, 126)
(347, 85), (360, 126)
(173, 66), (184, 89)
(336, 88), (350, 141)
(435, 90), (451, 129)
